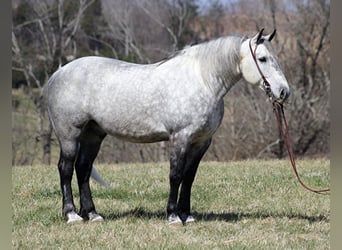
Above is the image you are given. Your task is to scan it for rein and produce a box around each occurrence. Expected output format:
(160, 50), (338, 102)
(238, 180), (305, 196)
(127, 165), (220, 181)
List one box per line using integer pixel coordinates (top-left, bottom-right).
(248, 38), (330, 195)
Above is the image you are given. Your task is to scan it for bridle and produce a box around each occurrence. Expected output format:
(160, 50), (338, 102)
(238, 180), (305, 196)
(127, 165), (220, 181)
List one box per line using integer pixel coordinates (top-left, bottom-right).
(248, 38), (272, 99)
(248, 38), (330, 195)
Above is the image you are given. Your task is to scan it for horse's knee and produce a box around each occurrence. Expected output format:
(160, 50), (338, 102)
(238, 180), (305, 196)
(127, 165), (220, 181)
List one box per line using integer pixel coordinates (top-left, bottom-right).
(58, 154), (75, 179)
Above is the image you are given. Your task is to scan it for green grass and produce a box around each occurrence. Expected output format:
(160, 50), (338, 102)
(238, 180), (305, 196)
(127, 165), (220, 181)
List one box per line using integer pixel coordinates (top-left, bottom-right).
(12, 159), (330, 249)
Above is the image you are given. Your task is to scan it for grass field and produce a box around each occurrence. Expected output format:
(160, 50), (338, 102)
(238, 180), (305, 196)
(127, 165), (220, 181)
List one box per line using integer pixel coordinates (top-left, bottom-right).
(12, 159), (330, 249)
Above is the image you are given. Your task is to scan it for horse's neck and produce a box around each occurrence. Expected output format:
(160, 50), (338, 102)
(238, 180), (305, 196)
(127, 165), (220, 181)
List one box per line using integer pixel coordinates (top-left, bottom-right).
(196, 39), (242, 100)
(204, 72), (241, 102)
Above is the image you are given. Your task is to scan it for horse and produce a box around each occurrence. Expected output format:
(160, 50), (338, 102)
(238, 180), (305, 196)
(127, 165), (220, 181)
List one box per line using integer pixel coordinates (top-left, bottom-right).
(46, 29), (290, 225)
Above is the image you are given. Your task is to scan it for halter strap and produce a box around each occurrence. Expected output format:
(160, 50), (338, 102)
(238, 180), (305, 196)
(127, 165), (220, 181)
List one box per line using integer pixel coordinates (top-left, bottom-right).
(248, 39), (271, 92)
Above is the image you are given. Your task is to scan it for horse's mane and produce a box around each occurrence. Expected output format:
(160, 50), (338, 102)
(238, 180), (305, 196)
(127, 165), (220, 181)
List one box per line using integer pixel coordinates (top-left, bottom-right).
(157, 35), (248, 93)
(159, 35), (247, 65)
(191, 35), (246, 66)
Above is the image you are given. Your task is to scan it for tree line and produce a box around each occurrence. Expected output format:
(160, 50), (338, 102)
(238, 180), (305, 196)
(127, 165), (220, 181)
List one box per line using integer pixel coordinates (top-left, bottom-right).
(12, 0), (330, 165)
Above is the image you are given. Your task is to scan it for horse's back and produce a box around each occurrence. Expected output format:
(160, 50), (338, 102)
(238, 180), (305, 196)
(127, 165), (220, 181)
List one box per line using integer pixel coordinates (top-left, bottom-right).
(47, 56), (152, 114)
(46, 57), (170, 142)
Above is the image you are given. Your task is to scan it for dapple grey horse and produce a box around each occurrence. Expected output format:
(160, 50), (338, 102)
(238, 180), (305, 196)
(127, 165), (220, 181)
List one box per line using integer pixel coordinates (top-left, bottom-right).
(46, 29), (290, 225)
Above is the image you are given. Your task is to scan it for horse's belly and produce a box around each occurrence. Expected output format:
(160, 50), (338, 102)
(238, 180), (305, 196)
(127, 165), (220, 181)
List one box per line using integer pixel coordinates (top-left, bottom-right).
(98, 119), (169, 143)
(110, 130), (169, 143)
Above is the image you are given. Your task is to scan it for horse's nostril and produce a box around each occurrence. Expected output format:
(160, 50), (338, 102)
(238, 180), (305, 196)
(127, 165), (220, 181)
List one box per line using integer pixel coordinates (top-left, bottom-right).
(280, 89), (285, 98)
(280, 88), (290, 100)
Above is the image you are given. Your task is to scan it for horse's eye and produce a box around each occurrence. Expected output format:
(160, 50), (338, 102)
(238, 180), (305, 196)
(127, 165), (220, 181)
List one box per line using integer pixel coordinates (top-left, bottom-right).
(258, 57), (267, 63)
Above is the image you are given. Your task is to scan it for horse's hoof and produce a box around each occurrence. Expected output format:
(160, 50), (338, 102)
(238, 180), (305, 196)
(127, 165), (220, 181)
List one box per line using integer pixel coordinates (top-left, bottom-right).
(185, 215), (195, 224)
(179, 214), (196, 225)
(88, 212), (104, 223)
(66, 211), (84, 224)
(168, 213), (182, 226)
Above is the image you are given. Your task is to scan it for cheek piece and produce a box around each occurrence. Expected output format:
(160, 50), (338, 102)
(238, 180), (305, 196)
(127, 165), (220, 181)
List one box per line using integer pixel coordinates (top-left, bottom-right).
(248, 38), (272, 99)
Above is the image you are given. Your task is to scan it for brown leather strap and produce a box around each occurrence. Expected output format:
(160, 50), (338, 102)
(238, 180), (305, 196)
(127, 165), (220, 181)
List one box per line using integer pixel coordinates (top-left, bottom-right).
(272, 102), (330, 194)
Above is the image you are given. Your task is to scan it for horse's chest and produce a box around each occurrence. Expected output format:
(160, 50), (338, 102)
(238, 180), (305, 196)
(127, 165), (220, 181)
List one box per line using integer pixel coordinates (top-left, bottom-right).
(204, 101), (224, 130)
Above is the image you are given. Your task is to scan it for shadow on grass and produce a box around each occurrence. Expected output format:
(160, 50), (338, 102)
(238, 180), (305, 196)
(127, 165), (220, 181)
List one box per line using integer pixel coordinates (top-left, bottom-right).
(192, 211), (329, 223)
(103, 207), (329, 223)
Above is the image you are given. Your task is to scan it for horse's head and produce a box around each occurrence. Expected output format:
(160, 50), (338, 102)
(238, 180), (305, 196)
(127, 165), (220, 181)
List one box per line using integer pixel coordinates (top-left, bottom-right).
(239, 29), (290, 103)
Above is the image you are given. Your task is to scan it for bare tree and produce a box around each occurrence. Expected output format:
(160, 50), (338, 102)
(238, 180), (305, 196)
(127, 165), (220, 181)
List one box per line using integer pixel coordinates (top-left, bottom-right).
(282, 0), (330, 155)
(12, 0), (95, 164)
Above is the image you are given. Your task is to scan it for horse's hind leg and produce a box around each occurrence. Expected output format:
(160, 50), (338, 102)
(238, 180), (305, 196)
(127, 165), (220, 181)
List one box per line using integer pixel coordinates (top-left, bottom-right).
(75, 121), (106, 222)
(177, 138), (212, 224)
(58, 137), (82, 224)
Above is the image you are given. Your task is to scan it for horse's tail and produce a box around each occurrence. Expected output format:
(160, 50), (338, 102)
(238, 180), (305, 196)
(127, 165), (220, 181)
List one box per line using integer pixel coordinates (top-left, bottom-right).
(91, 167), (110, 188)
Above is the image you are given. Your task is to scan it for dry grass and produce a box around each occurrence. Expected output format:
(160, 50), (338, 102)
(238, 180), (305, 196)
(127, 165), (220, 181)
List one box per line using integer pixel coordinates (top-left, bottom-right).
(12, 159), (330, 249)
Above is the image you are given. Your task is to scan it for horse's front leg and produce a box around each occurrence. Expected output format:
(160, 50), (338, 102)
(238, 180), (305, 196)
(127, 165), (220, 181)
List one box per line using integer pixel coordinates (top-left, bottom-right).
(166, 133), (190, 225)
(177, 138), (212, 224)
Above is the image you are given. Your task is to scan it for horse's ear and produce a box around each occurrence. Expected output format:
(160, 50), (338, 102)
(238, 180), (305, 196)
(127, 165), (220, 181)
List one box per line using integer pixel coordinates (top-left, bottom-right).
(264, 29), (276, 42)
(251, 28), (265, 44)
(256, 28), (264, 42)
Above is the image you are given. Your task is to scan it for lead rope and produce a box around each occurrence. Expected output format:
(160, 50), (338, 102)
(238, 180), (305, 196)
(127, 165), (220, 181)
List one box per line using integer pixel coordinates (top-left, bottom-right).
(272, 102), (330, 194)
